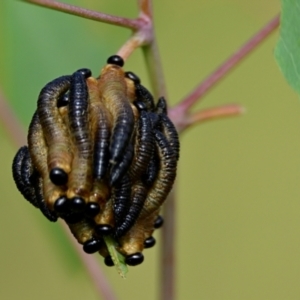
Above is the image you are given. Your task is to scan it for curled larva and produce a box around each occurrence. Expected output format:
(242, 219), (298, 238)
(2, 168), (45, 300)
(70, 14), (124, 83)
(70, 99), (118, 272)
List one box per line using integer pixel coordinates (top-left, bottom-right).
(129, 109), (154, 181)
(98, 59), (135, 165)
(23, 146), (58, 221)
(114, 180), (148, 239)
(110, 142), (134, 186)
(12, 146), (57, 221)
(140, 130), (177, 218)
(28, 112), (65, 210)
(88, 77), (112, 180)
(37, 75), (72, 186)
(118, 209), (159, 265)
(156, 97), (180, 160)
(67, 217), (103, 254)
(141, 151), (160, 187)
(67, 69), (93, 207)
(12, 146), (38, 207)
(111, 174), (131, 228)
(135, 83), (155, 112)
(155, 96), (167, 115)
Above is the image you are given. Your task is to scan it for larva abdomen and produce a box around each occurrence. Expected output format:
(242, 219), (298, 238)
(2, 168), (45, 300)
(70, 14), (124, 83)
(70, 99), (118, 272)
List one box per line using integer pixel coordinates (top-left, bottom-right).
(129, 110), (154, 181)
(110, 142), (134, 186)
(28, 112), (65, 209)
(98, 65), (134, 165)
(115, 181), (147, 238)
(135, 84), (155, 112)
(140, 130), (177, 217)
(37, 75), (72, 185)
(156, 97), (180, 160)
(67, 69), (93, 202)
(112, 174), (131, 228)
(12, 146), (38, 207)
(91, 104), (111, 180)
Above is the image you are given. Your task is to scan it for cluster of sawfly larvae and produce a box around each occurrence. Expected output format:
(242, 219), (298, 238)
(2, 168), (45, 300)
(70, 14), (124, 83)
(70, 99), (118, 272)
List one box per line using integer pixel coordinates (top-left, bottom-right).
(12, 55), (179, 267)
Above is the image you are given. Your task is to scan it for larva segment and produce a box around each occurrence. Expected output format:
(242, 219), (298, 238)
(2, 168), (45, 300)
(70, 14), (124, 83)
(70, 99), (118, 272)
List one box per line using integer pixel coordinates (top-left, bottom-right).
(115, 180), (148, 238)
(156, 97), (180, 160)
(67, 218), (102, 254)
(155, 96), (167, 115)
(124, 76), (137, 104)
(98, 64), (135, 165)
(110, 142), (134, 186)
(67, 69), (93, 203)
(21, 148), (58, 221)
(141, 151), (160, 187)
(37, 75), (72, 185)
(125, 71), (141, 85)
(129, 110), (154, 181)
(31, 173), (58, 222)
(28, 112), (65, 210)
(88, 77), (111, 180)
(119, 209), (158, 256)
(160, 114), (180, 161)
(88, 180), (110, 211)
(94, 198), (114, 229)
(12, 146), (38, 207)
(111, 174), (131, 228)
(135, 84), (155, 112)
(140, 130), (177, 218)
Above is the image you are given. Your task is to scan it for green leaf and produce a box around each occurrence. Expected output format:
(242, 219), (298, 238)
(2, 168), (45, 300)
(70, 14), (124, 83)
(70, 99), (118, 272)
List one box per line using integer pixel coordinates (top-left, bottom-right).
(103, 236), (128, 278)
(275, 0), (300, 94)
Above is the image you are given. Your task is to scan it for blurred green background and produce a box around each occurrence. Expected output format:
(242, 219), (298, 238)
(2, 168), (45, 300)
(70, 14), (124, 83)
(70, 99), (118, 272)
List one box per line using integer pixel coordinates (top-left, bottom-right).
(0, 0), (298, 299)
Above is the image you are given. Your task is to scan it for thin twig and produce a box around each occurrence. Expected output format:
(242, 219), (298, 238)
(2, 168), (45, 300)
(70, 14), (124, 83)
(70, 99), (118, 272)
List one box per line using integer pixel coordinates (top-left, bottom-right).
(142, 42), (167, 99)
(187, 104), (245, 126)
(117, 35), (145, 61)
(160, 186), (176, 300)
(176, 14), (280, 113)
(172, 104), (245, 132)
(138, 0), (152, 19)
(23, 0), (140, 30)
(0, 89), (117, 300)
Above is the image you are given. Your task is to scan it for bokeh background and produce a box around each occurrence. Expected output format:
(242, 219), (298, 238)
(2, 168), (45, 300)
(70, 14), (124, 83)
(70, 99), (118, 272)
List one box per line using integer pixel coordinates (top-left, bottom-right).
(0, 1), (298, 299)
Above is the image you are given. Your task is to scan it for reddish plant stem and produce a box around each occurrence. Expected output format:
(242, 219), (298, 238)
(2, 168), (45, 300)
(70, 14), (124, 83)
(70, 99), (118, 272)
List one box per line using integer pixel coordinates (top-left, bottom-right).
(23, 0), (140, 30)
(160, 186), (177, 300)
(176, 14), (280, 113)
(187, 104), (245, 126)
(117, 36), (142, 61)
(0, 90), (117, 300)
(138, 0), (152, 19)
(171, 103), (245, 132)
(142, 41), (167, 100)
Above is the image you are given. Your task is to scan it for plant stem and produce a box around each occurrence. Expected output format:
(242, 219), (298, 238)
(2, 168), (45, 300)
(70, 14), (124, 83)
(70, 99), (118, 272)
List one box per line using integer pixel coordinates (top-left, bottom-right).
(171, 104), (245, 132)
(176, 14), (280, 114)
(160, 186), (176, 300)
(137, 0), (152, 19)
(187, 104), (245, 126)
(117, 35), (145, 61)
(0, 89), (117, 300)
(23, 0), (140, 30)
(142, 41), (167, 99)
